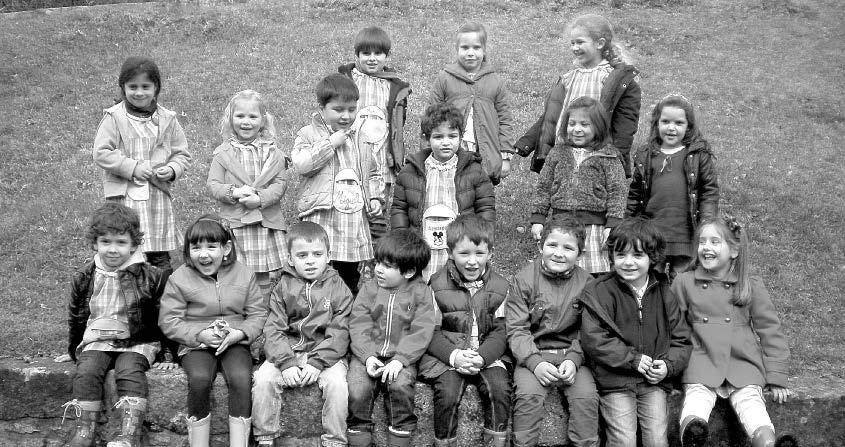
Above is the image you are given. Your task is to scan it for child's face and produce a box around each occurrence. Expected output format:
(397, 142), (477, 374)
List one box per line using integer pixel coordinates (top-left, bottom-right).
(697, 224), (737, 278)
(540, 230), (581, 274)
(429, 122), (461, 162)
(657, 106), (688, 150)
(569, 27), (605, 69)
(288, 238), (329, 281)
(231, 99), (264, 143)
(566, 108), (596, 147)
(456, 32), (485, 73)
(123, 72), (156, 109)
(320, 98), (357, 132)
(612, 244), (651, 288)
(94, 231), (137, 271)
(189, 239), (232, 277)
(374, 260), (412, 289)
(355, 50), (390, 75)
(449, 237), (491, 282)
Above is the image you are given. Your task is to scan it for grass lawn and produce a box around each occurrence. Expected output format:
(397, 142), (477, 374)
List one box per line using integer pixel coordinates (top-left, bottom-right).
(0, 0), (842, 381)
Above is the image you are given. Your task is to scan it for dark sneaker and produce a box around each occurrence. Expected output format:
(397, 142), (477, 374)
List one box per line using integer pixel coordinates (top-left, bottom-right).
(682, 417), (710, 447)
(775, 434), (798, 447)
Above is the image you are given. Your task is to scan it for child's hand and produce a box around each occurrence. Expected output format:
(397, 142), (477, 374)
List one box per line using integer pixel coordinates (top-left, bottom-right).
(54, 353), (72, 363)
(636, 354), (654, 376)
(239, 194), (261, 209)
(232, 185), (255, 199)
(215, 329), (245, 355)
(453, 350), (482, 369)
(329, 129), (351, 148)
(132, 162), (153, 181)
(645, 359), (668, 384)
(197, 328), (222, 348)
(381, 359), (404, 384)
(365, 356), (385, 378)
(768, 385), (791, 404)
(533, 361), (564, 386)
(367, 199), (382, 217)
(531, 224), (544, 241)
(281, 366), (302, 388)
(500, 159), (511, 179)
(300, 364), (321, 387)
(154, 361), (179, 371)
(155, 166), (175, 181)
(558, 359), (577, 385)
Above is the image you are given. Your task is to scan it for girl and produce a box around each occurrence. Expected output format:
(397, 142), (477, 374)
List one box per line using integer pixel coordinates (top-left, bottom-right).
(672, 216), (796, 447)
(93, 57), (191, 274)
(207, 90), (288, 298)
(627, 94), (719, 277)
(516, 14), (640, 177)
(529, 96), (627, 275)
(158, 216), (267, 447)
(429, 22), (514, 185)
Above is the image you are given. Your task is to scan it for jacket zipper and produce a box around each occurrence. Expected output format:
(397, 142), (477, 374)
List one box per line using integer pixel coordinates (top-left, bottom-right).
(379, 292), (397, 357)
(292, 282), (313, 350)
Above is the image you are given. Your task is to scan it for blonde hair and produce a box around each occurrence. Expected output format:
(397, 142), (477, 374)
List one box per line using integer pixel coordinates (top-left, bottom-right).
(694, 215), (751, 306)
(219, 90), (276, 140)
(567, 14), (631, 65)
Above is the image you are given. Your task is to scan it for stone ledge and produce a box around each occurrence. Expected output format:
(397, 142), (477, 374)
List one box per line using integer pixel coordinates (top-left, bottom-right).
(0, 358), (843, 446)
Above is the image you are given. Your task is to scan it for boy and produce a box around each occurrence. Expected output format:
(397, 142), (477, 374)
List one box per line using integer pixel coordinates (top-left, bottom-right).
(421, 216), (511, 447)
(64, 202), (173, 447)
(392, 103), (495, 281)
(292, 74), (384, 295)
(338, 26), (411, 245)
(347, 229), (435, 447)
(251, 222), (353, 447)
(579, 217), (692, 447)
(507, 217), (599, 447)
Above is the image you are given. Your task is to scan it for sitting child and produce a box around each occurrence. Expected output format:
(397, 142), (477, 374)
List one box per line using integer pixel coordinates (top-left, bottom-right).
(251, 222), (353, 447)
(346, 229), (435, 447)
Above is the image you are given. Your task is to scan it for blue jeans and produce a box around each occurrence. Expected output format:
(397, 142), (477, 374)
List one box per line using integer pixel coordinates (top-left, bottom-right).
(600, 384), (668, 447)
(347, 356), (418, 434)
(430, 367), (511, 440)
(74, 350), (150, 401)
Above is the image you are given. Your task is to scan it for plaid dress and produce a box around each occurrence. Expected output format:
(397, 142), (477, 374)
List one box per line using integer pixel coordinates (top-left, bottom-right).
(116, 114), (181, 252)
(572, 147), (611, 273)
(555, 60), (613, 137)
(352, 68), (393, 184)
(422, 154), (459, 281)
(229, 140), (287, 273)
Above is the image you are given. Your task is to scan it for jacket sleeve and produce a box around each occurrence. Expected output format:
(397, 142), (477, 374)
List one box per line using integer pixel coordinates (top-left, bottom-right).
(158, 277), (208, 348)
(476, 290), (509, 367)
(366, 145), (385, 203)
(348, 282), (381, 363)
(391, 88), (409, 172)
(610, 78), (641, 176)
(148, 267), (179, 362)
(660, 286), (692, 378)
(228, 273), (268, 343)
(494, 78), (515, 153)
(394, 286), (437, 367)
(579, 286), (642, 372)
(262, 282), (298, 371)
(426, 301), (459, 365)
(308, 281), (354, 370)
(207, 153), (238, 204)
(604, 154), (628, 228)
(529, 148), (558, 224)
(389, 167), (411, 230)
(473, 165), (496, 223)
(257, 158), (289, 209)
(163, 117), (191, 180)
(626, 149), (647, 218)
(506, 273), (544, 371)
(514, 80), (560, 157)
(429, 71), (448, 106)
(748, 277), (790, 387)
(92, 113), (137, 179)
(695, 146), (720, 224)
(67, 272), (87, 361)
(292, 127), (335, 177)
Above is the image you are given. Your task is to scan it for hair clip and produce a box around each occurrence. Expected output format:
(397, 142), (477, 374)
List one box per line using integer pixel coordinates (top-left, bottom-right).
(723, 213), (742, 234)
(661, 93), (692, 106)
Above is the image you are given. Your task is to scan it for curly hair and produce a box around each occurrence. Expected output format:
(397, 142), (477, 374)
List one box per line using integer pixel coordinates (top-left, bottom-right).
(420, 103), (464, 140)
(606, 217), (666, 269)
(86, 202), (144, 248)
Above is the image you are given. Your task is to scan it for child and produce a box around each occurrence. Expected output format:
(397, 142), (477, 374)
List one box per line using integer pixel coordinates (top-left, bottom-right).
(627, 94), (719, 277)
(292, 74), (384, 295)
(529, 96), (627, 276)
(338, 26), (411, 245)
(158, 215), (267, 447)
(421, 216), (511, 447)
(672, 216), (796, 447)
(63, 202), (172, 447)
(579, 217), (691, 447)
(251, 221), (353, 447)
(392, 103), (495, 280)
(346, 229), (436, 447)
(507, 216), (599, 447)
(429, 22), (514, 185)
(207, 90), (289, 298)
(93, 57), (191, 274)
(516, 14), (640, 176)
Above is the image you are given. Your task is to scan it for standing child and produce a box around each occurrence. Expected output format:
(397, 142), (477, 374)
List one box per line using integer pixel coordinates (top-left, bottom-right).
(392, 103), (495, 280)
(158, 215), (267, 447)
(208, 90), (289, 298)
(516, 14), (640, 176)
(346, 229), (435, 447)
(579, 217), (691, 447)
(529, 96), (627, 276)
(338, 26), (411, 246)
(627, 94), (719, 277)
(421, 216), (511, 447)
(251, 222), (353, 447)
(429, 22), (514, 185)
(672, 216), (796, 447)
(507, 217), (599, 447)
(292, 74), (384, 295)
(63, 203), (173, 447)
(93, 57), (191, 274)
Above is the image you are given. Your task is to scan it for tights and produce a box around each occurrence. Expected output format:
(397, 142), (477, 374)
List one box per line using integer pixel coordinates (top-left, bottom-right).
(180, 345), (252, 417)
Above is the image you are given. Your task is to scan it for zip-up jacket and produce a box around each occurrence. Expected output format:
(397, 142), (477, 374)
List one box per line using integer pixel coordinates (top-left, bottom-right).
(349, 277), (436, 367)
(419, 261), (510, 379)
(158, 261), (267, 351)
(263, 265), (353, 371)
(579, 272), (691, 393)
(507, 261), (592, 372)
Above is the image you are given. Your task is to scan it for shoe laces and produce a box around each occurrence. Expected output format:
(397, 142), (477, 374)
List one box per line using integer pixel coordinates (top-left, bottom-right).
(61, 399), (82, 425)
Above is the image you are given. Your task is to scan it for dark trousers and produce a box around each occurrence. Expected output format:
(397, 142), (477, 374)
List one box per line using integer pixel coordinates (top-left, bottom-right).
(145, 250), (172, 275)
(74, 350), (150, 401)
(180, 345), (252, 418)
(332, 260), (361, 296)
(347, 356), (418, 433)
(431, 367), (511, 440)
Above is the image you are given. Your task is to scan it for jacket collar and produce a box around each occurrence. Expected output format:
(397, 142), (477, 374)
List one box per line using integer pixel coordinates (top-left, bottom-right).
(693, 266), (738, 284)
(442, 259), (490, 289)
(641, 137), (710, 157)
(338, 63), (409, 88)
(280, 263), (340, 285)
(407, 148), (481, 175)
(442, 62), (495, 82)
(212, 139), (284, 187)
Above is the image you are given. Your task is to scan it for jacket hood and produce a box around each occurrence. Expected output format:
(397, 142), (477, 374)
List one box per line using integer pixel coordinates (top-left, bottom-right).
(442, 62), (496, 82)
(406, 148), (483, 175)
